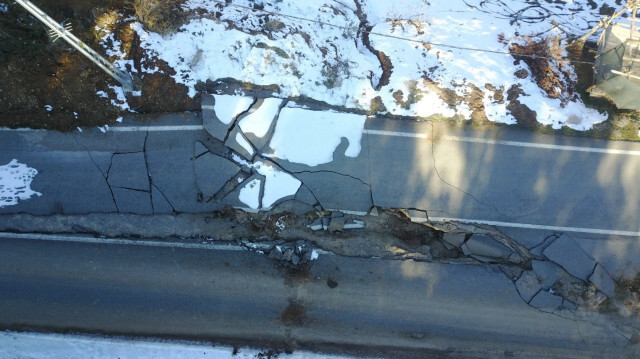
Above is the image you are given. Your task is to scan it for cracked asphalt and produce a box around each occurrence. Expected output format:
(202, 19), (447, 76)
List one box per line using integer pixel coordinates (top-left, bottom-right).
(1, 97), (640, 356)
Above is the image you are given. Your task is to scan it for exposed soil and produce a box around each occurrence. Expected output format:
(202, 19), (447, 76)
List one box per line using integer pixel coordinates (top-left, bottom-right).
(0, 0), (194, 131)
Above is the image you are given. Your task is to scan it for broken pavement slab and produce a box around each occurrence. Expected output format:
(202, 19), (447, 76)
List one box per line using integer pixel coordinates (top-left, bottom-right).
(589, 264), (617, 298)
(194, 152), (240, 198)
(516, 271), (543, 303)
(107, 152), (150, 191)
(442, 232), (467, 248)
(222, 173), (265, 212)
(202, 94), (254, 141)
(111, 187), (153, 215)
(529, 290), (564, 310)
(225, 127), (256, 159)
(531, 260), (562, 288)
(237, 98), (283, 151)
(543, 234), (596, 281)
(461, 234), (513, 260)
(294, 184), (318, 206)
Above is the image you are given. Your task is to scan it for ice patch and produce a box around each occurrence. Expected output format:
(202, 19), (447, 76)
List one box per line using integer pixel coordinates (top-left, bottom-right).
(0, 3), (8, 13)
(0, 159), (42, 207)
(266, 107), (366, 166)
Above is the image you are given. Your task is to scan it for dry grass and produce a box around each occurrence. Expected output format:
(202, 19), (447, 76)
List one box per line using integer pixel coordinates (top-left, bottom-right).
(132, 0), (187, 35)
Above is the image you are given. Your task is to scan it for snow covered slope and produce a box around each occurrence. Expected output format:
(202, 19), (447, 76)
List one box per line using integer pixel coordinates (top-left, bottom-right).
(109, 0), (624, 130)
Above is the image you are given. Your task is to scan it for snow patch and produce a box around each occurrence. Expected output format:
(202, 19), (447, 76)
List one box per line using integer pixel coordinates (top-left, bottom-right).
(0, 331), (352, 359)
(266, 108), (366, 166)
(238, 98), (283, 138)
(253, 161), (301, 208)
(238, 178), (261, 209)
(0, 3), (7, 13)
(235, 132), (255, 156)
(213, 95), (254, 125)
(0, 159), (42, 207)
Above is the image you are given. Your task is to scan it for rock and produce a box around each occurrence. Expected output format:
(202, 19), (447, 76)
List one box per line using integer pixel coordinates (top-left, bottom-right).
(508, 252), (523, 264)
(343, 219), (365, 230)
(331, 211), (344, 218)
(514, 69), (529, 79)
(589, 264), (617, 298)
(516, 271), (542, 303)
(464, 234), (512, 259)
(369, 207), (379, 217)
(543, 235), (596, 281)
(291, 254), (300, 266)
(328, 217), (346, 232)
(442, 232), (466, 248)
(529, 290), (563, 310)
(195, 152), (240, 197)
(321, 217), (330, 230)
(308, 218), (323, 231)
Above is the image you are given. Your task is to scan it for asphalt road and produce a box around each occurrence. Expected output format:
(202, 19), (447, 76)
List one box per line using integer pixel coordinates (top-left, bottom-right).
(2, 114), (640, 236)
(0, 235), (630, 358)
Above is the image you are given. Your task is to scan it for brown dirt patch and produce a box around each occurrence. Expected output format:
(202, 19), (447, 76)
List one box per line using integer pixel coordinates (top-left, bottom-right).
(0, 1), (194, 131)
(280, 301), (307, 326)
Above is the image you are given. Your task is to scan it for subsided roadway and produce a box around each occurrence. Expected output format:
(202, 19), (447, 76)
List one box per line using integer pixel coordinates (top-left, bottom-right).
(0, 234), (635, 358)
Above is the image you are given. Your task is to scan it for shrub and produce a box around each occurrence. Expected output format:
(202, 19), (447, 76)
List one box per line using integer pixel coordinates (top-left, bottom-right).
(132, 0), (187, 35)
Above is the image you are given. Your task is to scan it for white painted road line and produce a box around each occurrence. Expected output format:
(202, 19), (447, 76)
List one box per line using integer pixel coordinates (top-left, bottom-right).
(363, 129), (429, 139)
(444, 135), (640, 156)
(364, 128), (640, 156)
(109, 125), (204, 132)
(0, 232), (334, 256)
(201, 105), (216, 110)
(0, 232), (245, 251)
(414, 217), (640, 237)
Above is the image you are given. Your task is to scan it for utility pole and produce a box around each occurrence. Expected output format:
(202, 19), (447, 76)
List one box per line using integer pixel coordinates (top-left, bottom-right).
(15, 0), (134, 93)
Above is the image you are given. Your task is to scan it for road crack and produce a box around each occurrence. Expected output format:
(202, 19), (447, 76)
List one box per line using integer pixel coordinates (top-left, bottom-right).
(71, 134), (119, 212)
(429, 123), (508, 218)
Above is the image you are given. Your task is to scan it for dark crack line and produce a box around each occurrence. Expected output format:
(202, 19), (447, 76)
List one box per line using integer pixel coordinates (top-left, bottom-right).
(292, 169), (370, 187)
(429, 123), (509, 218)
(529, 233), (560, 254)
(71, 134), (118, 213)
(152, 183), (177, 214)
(142, 132), (155, 213)
(251, 155), (323, 208)
(113, 186), (151, 193)
(223, 98), (258, 144)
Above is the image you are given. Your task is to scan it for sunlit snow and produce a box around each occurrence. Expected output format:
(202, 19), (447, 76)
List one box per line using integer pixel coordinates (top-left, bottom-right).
(124, 0), (614, 130)
(0, 159), (41, 207)
(266, 107), (366, 166)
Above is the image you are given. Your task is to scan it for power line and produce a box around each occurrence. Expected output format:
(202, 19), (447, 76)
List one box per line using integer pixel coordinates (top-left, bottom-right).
(208, 0), (597, 65)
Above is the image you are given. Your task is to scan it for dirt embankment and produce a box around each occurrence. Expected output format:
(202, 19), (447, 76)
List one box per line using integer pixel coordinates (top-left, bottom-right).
(0, 0), (194, 131)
